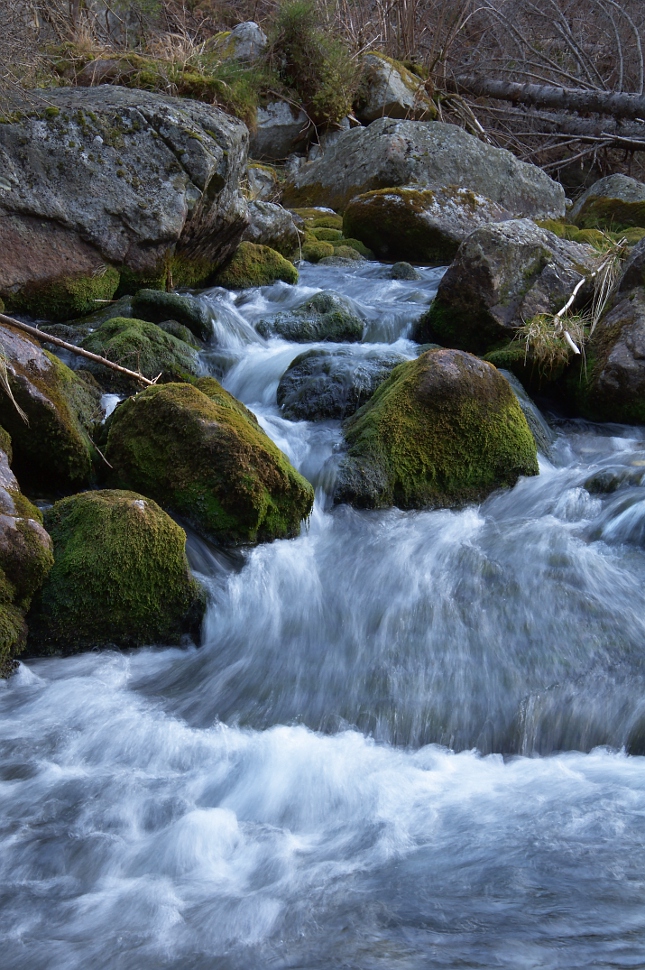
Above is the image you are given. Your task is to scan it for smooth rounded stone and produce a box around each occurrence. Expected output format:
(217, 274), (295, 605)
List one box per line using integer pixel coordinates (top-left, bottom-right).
(497, 369), (555, 457)
(80, 317), (200, 391)
(26, 489), (205, 655)
(0, 86), (248, 318)
(256, 292), (364, 342)
(343, 185), (510, 264)
(570, 174), (645, 230)
(391, 262), (420, 280)
(318, 256), (361, 267)
(413, 219), (598, 355)
(355, 53), (435, 124)
(0, 427), (53, 675)
(0, 321), (100, 491)
(131, 290), (212, 342)
(105, 380), (314, 546)
(212, 242), (298, 288)
(283, 117), (565, 217)
(156, 320), (201, 348)
(581, 287), (645, 423)
(250, 100), (312, 161)
(584, 466), (644, 494)
(277, 348), (408, 420)
(227, 21), (268, 61)
(242, 201), (300, 256)
(247, 162), (280, 202)
(333, 348), (539, 510)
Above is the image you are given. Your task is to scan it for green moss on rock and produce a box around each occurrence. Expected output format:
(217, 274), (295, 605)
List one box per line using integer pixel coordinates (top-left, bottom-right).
(311, 227), (343, 242)
(291, 208), (343, 230)
(256, 291), (364, 342)
(212, 241), (298, 288)
(27, 489), (205, 654)
(81, 317), (199, 390)
(5, 267), (120, 322)
(333, 348), (538, 510)
(105, 382), (314, 545)
(131, 289), (213, 342)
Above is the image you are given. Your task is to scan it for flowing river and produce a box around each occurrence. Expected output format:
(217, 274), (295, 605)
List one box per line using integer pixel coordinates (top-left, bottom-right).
(3, 260), (645, 968)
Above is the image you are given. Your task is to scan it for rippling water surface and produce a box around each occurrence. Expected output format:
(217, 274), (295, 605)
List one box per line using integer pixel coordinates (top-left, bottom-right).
(3, 260), (645, 968)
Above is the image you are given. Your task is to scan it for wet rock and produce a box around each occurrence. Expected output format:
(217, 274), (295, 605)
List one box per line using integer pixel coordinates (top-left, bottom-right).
(250, 100), (312, 161)
(333, 348), (539, 510)
(0, 86), (248, 318)
(355, 53), (435, 124)
(0, 428), (53, 675)
(0, 321), (100, 491)
(391, 262), (420, 280)
(131, 290), (212, 342)
(343, 185), (510, 263)
(277, 347), (407, 420)
(283, 117), (565, 216)
(242, 202), (300, 256)
(497, 369), (555, 457)
(582, 287), (645, 423)
(570, 174), (645, 231)
(26, 489), (205, 654)
(212, 242), (298, 288)
(584, 466), (644, 494)
(80, 317), (200, 391)
(257, 292), (364, 342)
(105, 380), (314, 545)
(413, 219), (597, 355)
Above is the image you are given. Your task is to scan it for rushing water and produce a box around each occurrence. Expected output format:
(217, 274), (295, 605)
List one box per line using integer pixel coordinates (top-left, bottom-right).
(3, 260), (645, 968)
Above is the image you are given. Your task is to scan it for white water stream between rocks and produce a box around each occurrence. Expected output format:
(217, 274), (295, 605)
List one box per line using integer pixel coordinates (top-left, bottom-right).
(2, 261), (645, 968)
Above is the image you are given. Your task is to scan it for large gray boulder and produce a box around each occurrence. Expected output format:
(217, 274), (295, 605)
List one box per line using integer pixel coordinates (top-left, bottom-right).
(582, 287), (645, 424)
(413, 219), (597, 355)
(570, 174), (645, 230)
(250, 101), (312, 161)
(242, 201), (300, 256)
(355, 53), (435, 123)
(283, 117), (565, 216)
(0, 86), (249, 319)
(227, 22), (268, 62)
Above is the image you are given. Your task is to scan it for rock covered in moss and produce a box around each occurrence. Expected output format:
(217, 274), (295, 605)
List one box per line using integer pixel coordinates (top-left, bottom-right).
(0, 322), (100, 491)
(343, 185), (510, 263)
(26, 489), (204, 654)
(277, 347), (407, 420)
(333, 349), (538, 510)
(213, 242), (298, 288)
(105, 381), (314, 545)
(257, 292), (364, 342)
(283, 118), (565, 216)
(356, 53), (435, 123)
(570, 175), (645, 231)
(0, 428), (53, 674)
(0, 86), (249, 316)
(131, 290), (213, 342)
(81, 317), (199, 390)
(391, 262), (420, 280)
(413, 219), (598, 355)
(301, 238), (335, 262)
(242, 202), (300, 256)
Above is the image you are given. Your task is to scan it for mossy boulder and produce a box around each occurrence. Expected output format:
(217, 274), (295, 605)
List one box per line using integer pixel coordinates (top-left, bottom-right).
(333, 349), (539, 510)
(301, 238), (335, 263)
(570, 175), (645, 231)
(413, 219), (598, 355)
(0, 429), (53, 675)
(4, 266), (121, 322)
(131, 290), (213, 342)
(80, 317), (200, 391)
(212, 242), (298, 288)
(277, 347), (408, 420)
(356, 52), (435, 124)
(0, 322), (101, 492)
(331, 245), (364, 261)
(105, 381), (314, 545)
(256, 292), (364, 342)
(343, 186), (509, 264)
(26, 489), (205, 655)
(290, 208), (343, 231)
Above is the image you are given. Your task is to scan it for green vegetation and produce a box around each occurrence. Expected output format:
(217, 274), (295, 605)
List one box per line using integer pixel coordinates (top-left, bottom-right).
(81, 316), (199, 389)
(27, 489), (205, 654)
(213, 241), (298, 288)
(4, 266), (120, 322)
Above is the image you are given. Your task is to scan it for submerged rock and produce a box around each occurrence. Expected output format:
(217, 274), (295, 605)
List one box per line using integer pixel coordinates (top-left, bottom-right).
(257, 292), (364, 343)
(283, 117), (565, 216)
(0, 428), (53, 675)
(277, 348), (407, 420)
(0, 321), (100, 491)
(131, 290), (213, 342)
(343, 185), (510, 264)
(333, 349), (538, 510)
(413, 219), (597, 355)
(0, 86), (248, 317)
(105, 380), (314, 545)
(80, 317), (200, 391)
(213, 242), (298, 288)
(27, 489), (205, 654)
(570, 174), (645, 231)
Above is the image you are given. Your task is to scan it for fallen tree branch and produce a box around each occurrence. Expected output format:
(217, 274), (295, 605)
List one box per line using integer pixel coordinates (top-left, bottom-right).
(0, 312), (156, 386)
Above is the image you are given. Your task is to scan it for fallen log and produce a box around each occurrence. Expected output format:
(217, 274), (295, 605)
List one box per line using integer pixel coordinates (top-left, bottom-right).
(450, 77), (645, 121)
(0, 312), (156, 386)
